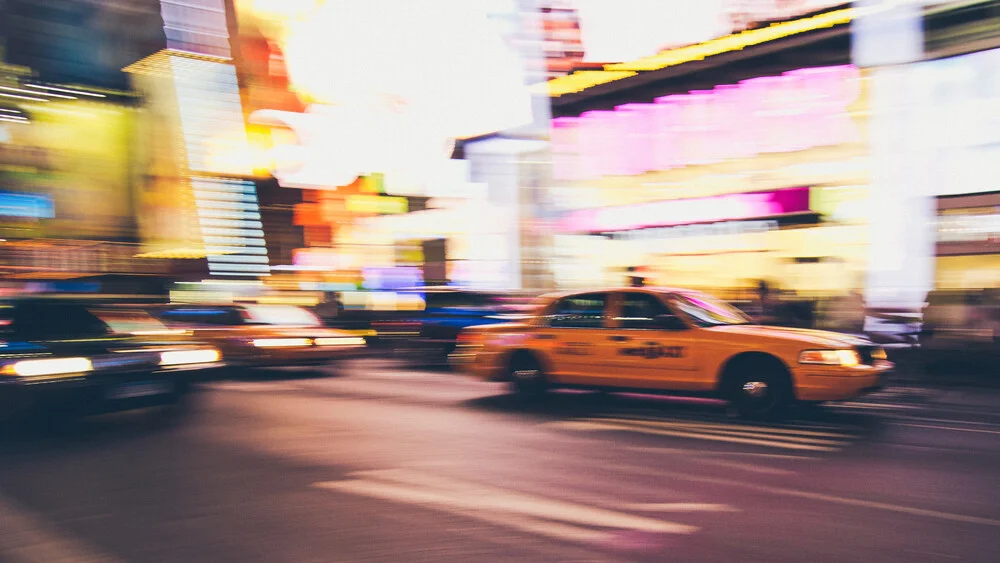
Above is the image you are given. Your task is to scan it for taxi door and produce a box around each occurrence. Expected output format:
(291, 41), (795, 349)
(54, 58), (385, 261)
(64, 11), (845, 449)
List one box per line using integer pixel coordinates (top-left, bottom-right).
(604, 291), (701, 390)
(530, 292), (613, 384)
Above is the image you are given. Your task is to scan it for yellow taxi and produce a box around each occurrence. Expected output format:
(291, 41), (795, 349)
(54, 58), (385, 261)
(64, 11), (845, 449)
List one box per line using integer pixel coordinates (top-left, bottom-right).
(451, 287), (893, 418)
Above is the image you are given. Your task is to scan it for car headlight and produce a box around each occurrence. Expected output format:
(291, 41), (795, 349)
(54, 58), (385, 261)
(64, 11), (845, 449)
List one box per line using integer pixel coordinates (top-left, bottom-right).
(871, 348), (888, 361)
(1, 357), (93, 377)
(160, 349), (221, 366)
(314, 337), (366, 347)
(252, 338), (312, 348)
(799, 349), (860, 367)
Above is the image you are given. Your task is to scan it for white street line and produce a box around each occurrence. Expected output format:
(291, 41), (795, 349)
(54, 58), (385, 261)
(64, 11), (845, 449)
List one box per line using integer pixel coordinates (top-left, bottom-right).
(201, 382), (300, 393)
(891, 422), (1000, 435)
(547, 420), (841, 452)
(624, 446), (814, 461)
(607, 418), (855, 439)
(831, 402), (921, 410)
(626, 503), (740, 513)
(622, 466), (1000, 528)
(0, 492), (122, 563)
(883, 414), (1000, 427)
(586, 418), (853, 445)
(354, 469), (698, 534)
(315, 468), (702, 539)
(317, 479), (611, 544)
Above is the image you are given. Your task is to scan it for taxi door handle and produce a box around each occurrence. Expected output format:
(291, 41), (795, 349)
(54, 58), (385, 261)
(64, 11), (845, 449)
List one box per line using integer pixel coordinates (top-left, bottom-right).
(535, 333), (557, 340)
(609, 335), (629, 342)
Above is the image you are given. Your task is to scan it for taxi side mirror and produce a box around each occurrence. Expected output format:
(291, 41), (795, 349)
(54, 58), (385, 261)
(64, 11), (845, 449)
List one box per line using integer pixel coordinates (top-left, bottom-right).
(654, 314), (687, 331)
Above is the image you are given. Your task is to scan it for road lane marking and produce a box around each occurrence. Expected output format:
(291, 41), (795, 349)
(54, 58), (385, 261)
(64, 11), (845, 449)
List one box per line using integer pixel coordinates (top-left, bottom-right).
(891, 422), (1000, 435)
(626, 503), (739, 513)
(620, 466), (1000, 528)
(831, 402), (921, 410)
(316, 479), (612, 544)
(606, 418), (855, 439)
(351, 469), (698, 534)
(0, 492), (122, 563)
(887, 415), (1000, 427)
(585, 418), (853, 446)
(314, 468), (710, 543)
(624, 446), (814, 461)
(546, 420), (842, 452)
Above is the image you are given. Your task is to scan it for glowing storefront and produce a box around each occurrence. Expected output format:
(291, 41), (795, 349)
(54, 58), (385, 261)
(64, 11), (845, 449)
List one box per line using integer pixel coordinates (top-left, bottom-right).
(549, 63), (872, 298)
(228, 0), (547, 292)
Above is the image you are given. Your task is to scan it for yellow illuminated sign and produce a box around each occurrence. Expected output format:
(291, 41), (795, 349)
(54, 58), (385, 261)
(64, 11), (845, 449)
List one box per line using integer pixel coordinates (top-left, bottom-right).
(345, 195), (408, 215)
(543, 8), (856, 98)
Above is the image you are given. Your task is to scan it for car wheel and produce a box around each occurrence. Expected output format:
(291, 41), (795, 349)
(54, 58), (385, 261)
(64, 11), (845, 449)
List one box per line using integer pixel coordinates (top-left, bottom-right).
(729, 362), (791, 420)
(509, 354), (547, 398)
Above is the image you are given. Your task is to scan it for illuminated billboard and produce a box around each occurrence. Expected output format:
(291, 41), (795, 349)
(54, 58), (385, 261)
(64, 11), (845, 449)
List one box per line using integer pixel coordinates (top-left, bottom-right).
(558, 187), (812, 233)
(552, 64), (862, 180)
(235, 0), (535, 193)
(574, 0), (850, 64)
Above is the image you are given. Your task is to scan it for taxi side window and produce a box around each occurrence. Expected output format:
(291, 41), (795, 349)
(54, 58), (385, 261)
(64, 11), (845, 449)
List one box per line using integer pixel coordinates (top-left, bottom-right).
(546, 293), (608, 329)
(617, 293), (676, 330)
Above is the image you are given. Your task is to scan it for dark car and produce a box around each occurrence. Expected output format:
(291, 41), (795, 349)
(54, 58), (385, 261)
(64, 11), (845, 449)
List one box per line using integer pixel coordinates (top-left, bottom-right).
(0, 299), (222, 422)
(374, 288), (533, 367)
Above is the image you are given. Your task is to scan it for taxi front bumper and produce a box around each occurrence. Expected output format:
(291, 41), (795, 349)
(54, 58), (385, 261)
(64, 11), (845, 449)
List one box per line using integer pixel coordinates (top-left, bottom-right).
(794, 360), (894, 402)
(449, 347), (506, 381)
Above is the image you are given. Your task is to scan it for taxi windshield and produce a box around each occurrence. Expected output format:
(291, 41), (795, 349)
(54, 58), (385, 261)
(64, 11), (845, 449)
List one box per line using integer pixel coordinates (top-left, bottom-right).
(670, 292), (752, 327)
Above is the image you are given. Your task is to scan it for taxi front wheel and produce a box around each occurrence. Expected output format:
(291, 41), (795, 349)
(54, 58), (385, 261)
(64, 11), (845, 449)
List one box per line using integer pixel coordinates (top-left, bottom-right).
(509, 355), (547, 397)
(729, 367), (791, 420)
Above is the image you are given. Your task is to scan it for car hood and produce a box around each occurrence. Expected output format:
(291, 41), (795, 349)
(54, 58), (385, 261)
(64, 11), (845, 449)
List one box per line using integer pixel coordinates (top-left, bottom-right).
(705, 325), (873, 348)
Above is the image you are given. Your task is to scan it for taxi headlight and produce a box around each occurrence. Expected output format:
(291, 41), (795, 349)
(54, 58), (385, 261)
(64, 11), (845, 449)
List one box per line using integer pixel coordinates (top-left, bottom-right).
(160, 349), (221, 366)
(314, 337), (366, 347)
(1, 357), (93, 377)
(252, 338), (312, 348)
(799, 349), (860, 367)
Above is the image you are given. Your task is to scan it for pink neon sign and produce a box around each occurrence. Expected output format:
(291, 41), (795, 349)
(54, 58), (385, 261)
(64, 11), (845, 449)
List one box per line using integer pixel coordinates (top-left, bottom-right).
(558, 186), (811, 233)
(551, 65), (862, 180)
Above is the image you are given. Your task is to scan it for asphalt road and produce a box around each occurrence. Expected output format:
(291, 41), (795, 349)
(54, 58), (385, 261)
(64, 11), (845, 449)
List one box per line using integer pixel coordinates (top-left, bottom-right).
(1, 359), (999, 563)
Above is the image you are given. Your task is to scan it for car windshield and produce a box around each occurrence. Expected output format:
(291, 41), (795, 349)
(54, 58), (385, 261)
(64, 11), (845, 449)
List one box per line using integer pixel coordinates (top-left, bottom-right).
(241, 305), (322, 327)
(670, 292), (752, 327)
(91, 308), (177, 335)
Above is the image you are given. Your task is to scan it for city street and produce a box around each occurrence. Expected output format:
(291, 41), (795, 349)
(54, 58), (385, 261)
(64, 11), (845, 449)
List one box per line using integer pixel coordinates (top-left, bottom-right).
(2, 359), (999, 563)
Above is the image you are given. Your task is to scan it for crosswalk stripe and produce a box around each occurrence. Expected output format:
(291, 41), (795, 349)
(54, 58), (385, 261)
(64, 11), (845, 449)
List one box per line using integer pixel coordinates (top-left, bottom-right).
(314, 468), (706, 541)
(546, 420), (841, 452)
(627, 503), (739, 513)
(585, 418), (854, 445)
(317, 479), (613, 543)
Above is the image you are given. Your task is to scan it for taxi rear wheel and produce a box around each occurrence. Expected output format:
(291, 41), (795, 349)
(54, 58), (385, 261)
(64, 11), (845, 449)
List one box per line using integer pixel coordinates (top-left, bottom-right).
(728, 362), (791, 420)
(508, 354), (547, 397)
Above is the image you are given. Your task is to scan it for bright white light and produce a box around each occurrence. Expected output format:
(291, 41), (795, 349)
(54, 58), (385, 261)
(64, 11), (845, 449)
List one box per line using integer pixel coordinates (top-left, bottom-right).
(24, 84), (107, 98)
(0, 86), (75, 100)
(265, 0), (534, 190)
(252, 338), (312, 348)
(5, 357), (92, 377)
(314, 337), (366, 347)
(575, 0), (731, 61)
(0, 92), (47, 102)
(160, 349), (221, 366)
